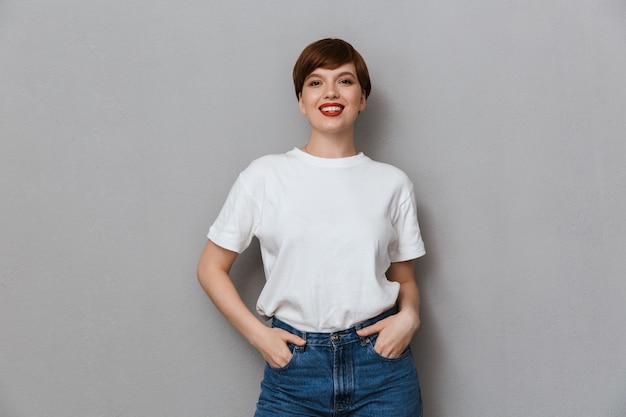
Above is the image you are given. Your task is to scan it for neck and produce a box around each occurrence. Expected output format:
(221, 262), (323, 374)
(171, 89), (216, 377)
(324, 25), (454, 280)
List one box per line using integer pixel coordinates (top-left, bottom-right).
(303, 131), (357, 158)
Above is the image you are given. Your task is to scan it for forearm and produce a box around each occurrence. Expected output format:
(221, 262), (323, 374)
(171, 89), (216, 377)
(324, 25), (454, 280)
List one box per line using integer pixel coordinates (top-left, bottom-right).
(396, 278), (421, 333)
(198, 267), (267, 345)
(389, 259), (421, 333)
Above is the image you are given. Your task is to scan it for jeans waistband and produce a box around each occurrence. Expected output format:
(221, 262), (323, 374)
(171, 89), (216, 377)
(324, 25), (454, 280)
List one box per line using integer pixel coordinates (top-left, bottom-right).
(272, 307), (398, 347)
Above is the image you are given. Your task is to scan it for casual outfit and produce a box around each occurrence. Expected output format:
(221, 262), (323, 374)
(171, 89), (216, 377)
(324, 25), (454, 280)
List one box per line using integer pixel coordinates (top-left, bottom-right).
(208, 148), (426, 416)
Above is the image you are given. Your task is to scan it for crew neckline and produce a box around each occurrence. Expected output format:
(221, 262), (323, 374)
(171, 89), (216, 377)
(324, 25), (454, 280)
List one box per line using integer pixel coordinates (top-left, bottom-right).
(289, 147), (369, 167)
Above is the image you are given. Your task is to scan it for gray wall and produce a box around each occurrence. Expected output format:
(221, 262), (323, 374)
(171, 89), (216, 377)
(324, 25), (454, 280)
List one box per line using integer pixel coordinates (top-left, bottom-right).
(1, 1), (625, 416)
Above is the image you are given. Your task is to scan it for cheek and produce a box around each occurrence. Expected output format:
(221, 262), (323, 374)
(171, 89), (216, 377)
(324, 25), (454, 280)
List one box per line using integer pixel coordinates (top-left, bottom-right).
(347, 94), (364, 112)
(299, 95), (319, 115)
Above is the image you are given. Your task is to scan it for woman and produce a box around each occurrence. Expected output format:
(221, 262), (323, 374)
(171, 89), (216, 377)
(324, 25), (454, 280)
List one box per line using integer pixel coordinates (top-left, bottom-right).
(197, 38), (425, 416)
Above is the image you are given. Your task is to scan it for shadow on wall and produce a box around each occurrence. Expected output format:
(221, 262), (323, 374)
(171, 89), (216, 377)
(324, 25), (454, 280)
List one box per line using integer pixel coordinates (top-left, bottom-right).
(411, 204), (446, 417)
(354, 92), (388, 158)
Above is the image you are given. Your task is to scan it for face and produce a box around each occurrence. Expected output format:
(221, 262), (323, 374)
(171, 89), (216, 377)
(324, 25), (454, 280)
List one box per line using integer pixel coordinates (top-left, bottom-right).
(298, 63), (367, 136)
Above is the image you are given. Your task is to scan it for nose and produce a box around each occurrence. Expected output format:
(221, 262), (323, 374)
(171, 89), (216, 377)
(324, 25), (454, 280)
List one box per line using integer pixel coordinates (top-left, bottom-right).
(323, 84), (339, 99)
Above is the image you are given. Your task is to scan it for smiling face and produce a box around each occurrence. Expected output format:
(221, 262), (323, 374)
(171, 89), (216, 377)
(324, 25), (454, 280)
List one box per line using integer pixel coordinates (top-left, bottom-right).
(298, 63), (367, 137)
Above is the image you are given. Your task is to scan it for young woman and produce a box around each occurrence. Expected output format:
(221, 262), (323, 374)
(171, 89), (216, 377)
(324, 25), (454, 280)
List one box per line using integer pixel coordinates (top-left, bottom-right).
(198, 38), (425, 416)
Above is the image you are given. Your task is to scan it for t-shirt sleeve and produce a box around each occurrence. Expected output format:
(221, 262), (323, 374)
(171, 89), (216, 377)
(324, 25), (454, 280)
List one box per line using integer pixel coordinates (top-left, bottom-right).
(388, 189), (426, 263)
(207, 175), (261, 254)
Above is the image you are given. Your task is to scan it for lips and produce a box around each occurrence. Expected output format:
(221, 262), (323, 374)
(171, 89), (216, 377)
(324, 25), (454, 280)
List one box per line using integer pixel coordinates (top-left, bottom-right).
(319, 102), (344, 117)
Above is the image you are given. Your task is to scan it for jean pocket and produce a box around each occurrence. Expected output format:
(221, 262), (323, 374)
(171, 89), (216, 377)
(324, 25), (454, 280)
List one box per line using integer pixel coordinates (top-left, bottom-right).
(364, 334), (411, 361)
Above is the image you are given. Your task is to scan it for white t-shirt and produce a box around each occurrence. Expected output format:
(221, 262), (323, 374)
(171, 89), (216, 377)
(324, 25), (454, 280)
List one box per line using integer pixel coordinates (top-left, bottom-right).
(208, 148), (425, 332)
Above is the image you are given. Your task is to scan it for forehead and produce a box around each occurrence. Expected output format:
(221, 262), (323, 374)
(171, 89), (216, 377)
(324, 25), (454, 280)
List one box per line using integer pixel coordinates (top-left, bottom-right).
(305, 63), (358, 79)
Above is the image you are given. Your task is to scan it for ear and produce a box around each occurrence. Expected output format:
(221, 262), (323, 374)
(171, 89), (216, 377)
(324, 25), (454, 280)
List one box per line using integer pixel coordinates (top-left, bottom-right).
(359, 90), (367, 112)
(298, 92), (307, 115)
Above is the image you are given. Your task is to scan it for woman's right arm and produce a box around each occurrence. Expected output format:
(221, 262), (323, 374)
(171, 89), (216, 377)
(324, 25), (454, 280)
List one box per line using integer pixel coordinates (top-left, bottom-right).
(196, 240), (306, 367)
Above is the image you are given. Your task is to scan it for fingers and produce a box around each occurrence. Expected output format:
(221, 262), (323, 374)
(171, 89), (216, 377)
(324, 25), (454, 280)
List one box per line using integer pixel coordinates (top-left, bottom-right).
(356, 316), (413, 358)
(356, 320), (384, 337)
(259, 328), (307, 368)
(263, 332), (294, 368)
(370, 333), (407, 358)
(284, 332), (307, 346)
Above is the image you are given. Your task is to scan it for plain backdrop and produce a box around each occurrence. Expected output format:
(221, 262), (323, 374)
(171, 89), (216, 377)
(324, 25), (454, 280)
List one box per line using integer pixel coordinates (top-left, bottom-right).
(1, 1), (625, 416)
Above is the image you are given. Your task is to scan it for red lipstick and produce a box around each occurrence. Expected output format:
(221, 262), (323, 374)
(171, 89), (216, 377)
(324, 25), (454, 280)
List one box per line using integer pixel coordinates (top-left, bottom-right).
(319, 102), (344, 117)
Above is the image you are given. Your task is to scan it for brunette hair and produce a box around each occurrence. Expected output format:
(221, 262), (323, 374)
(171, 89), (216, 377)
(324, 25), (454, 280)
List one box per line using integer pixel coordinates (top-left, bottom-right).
(292, 38), (372, 100)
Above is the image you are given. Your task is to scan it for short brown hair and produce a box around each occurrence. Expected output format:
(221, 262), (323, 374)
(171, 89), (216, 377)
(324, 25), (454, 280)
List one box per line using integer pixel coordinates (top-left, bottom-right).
(292, 38), (372, 100)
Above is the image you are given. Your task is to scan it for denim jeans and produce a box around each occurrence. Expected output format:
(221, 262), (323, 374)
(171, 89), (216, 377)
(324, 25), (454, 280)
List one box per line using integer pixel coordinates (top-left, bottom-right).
(254, 308), (423, 417)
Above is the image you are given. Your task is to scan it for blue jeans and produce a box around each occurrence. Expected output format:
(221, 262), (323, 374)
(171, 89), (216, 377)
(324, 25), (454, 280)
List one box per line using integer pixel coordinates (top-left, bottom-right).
(254, 308), (423, 417)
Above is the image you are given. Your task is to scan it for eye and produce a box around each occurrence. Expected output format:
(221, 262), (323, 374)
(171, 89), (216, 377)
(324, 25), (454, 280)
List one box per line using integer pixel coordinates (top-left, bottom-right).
(339, 79), (353, 85)
(308, 80), (321, 87)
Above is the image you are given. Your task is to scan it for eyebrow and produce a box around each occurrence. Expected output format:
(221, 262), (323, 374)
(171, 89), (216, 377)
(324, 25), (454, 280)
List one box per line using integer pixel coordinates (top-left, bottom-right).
(305, 71), (357, 81)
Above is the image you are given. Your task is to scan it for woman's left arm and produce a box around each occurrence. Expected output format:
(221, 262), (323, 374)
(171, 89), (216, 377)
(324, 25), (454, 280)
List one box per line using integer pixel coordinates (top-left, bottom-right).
(356, 259), (421, 357)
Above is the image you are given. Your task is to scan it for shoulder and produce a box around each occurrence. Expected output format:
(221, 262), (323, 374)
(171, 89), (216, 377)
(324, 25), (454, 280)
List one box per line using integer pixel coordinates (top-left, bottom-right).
(363, 158), (414, 187)
(247, 151), (289, 168)
(238, 151), (292, 182)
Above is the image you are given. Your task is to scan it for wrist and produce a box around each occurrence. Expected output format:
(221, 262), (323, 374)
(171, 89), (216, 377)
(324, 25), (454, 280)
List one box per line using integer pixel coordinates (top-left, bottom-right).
(397, 308), (421, 332)
(246, 320), (271, 349)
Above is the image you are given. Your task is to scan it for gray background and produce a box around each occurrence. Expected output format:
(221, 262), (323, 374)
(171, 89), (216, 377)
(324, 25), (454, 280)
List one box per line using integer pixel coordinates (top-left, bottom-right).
(1, 1), (625, 416)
